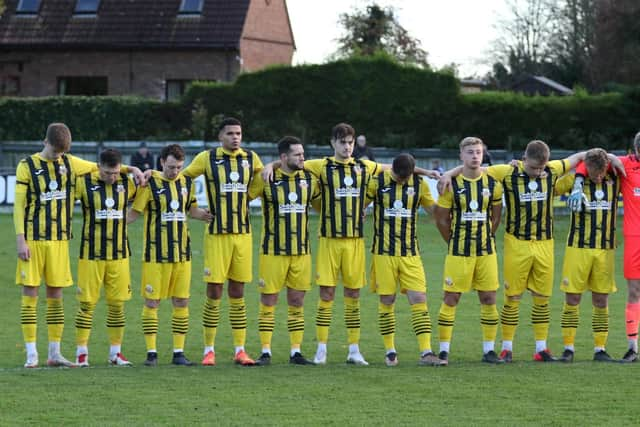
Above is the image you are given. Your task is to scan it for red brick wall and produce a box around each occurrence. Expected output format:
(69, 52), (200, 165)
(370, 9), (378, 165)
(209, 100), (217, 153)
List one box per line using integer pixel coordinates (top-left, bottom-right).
(240, 0), (295, 72)
(1, 49), (241, 99)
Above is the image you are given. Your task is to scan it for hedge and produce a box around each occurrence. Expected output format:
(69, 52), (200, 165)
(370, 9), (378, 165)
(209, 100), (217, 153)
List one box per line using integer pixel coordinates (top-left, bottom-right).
(1, 56), (639, 151)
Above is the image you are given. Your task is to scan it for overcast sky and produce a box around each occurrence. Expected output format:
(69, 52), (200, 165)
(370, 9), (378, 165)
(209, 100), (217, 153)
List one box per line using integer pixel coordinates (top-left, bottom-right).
(286, 0), (509, 77)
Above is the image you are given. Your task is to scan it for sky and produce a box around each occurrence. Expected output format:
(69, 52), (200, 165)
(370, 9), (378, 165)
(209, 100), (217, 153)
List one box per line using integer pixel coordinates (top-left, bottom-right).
(286, 0), (509, 77)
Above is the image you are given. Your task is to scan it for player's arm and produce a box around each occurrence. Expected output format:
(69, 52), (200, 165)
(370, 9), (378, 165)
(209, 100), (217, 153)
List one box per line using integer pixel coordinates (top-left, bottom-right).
(189, 205), (213, 223)
(181, 152), (206, 179)
(14, 162), (30, 260)
(71, 155), (146, 185)
(555, 174), (575, 196)
(248, 174), (265, 201)
(490, 203), (502, 235)
(127, 185), (149, 224)
(490, 182), (504, 234)
(434, 205), (451, 242)
(437, 165), (463, 195)
(419, 179), (436, 214)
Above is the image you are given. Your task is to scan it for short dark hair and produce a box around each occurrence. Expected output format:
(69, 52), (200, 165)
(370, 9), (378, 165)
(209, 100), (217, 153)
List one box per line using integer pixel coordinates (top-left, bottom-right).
(277, 136), (303, 155)
(45, 123), (71, 152)
(392, 153), (416, 179)
(160, 144), (185, 161)
(331, 123), (355, 142)
(218, 117), (242, 134)
(99, 148), (122, 168)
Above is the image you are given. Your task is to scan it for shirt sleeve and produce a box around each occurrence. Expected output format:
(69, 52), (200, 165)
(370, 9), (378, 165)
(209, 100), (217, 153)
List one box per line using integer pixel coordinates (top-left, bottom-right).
(492, 181), (504, 204)
(362, 159), (381, 176)
(131, 185), (150, 213)
(555, 174), (575, 195)
(437, 187), (453, 208)
(548, 159), (570, 177)
(13, 162), (30, 235)
(252, 151), (264, 174)
(366, 175), (377, 200)
(486, 164), (513, 181)
(248, 174), (265, 200)
(74, 176), (84, 201)
(303, 159), (323, 178)
(69, 155), (98, 176)
(419, 179), (436, 209)
(127, 177), (137, 201)
(182, 151), (207, 178)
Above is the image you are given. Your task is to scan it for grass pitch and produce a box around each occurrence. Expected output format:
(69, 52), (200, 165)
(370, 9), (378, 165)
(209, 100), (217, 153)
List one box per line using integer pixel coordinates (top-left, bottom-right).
(0, 213), (636, 426)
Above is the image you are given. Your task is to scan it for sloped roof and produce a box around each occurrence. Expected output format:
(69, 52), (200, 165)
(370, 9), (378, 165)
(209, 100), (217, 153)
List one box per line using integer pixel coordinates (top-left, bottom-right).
(531, 75), (573, 95)
(0, 0), (251, 50)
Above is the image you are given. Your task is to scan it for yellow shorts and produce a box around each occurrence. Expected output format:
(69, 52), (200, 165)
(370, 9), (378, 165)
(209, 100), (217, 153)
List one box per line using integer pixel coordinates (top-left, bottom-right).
(77, 258), (132, 303)
(203, 233), (252, 283)
(141, 261), (191, 300)
(16, 240), (72, 287)
(315, 237), (366, 289)
(442, 253), (499, 293)
(503, 233), (554, 297)
(258, 254), (311, 294)
(370, 254), (426, 295)
(560, 246), (617, 295)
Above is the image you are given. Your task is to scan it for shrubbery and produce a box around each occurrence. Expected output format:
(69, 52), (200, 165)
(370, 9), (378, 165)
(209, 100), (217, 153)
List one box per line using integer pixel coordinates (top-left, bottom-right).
(1, 57), (639, 150)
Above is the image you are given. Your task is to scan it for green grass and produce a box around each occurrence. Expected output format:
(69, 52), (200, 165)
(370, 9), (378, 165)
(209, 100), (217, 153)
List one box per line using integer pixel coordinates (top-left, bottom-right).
(0, 212), (637, 426)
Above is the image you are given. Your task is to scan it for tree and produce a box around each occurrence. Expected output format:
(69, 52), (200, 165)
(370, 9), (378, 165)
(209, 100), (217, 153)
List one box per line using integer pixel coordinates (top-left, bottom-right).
(591, 0), (640, 88)
(334, 3), (429, 68)
(547, 0), (597, 88)
(490, 0), (555, 85)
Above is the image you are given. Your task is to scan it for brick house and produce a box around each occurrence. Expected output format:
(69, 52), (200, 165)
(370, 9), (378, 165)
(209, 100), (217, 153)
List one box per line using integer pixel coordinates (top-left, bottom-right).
(0, 0), (295, 100)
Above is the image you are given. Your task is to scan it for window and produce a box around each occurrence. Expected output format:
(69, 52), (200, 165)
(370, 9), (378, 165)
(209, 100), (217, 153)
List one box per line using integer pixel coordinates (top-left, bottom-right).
(75, 0), (100, 14)
(58, 76), (108, 96)
(1, 76), (20, 96)
(16, 0), (41, 14)
(165, 80), (192, 101)
(179, 0), (203, 14)
(165, 79), (216, 101)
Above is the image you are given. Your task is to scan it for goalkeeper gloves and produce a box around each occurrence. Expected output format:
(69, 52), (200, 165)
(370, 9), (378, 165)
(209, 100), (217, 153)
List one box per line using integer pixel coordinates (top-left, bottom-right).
(567, 175), (589, 212)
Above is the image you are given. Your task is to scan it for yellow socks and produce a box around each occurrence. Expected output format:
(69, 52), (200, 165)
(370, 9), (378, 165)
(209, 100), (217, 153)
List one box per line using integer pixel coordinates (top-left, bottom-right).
(259, 303), (275, 351)
(344, 297), (360, 345)
(229, 297), (247, 348)
(316, 299), (333, 344)
(378, 302), (396, 351)
(203, 297), (220, 348)
(21, 295), (38, 345)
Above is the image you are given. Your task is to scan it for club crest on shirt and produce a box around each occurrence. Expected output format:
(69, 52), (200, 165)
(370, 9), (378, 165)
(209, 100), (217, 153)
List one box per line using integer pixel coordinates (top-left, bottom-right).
(116, 184), (125, 193)
(58, 165), (68, 175)
(353, 165), (362, 175)
(241, 159), (250, 169)
(181, 187), (188, 195)
(299, 179), (308, 189)
(406, 187), (415, 197)
(482, 188), (491, 198)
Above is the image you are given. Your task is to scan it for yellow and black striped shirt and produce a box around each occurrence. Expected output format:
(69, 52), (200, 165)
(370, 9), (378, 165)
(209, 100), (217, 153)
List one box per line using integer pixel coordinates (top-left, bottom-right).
(132, 171), (196, 263)
(556, 173), (620, 249)
(182, 147), (263, 235)
(75, 171), (136, 260)
(437, 173), (503, 256)
(250, 169), (320, 255)
(367, 171), (435, 256)
(14, 153), (97, 241)
(305, 157), (380, 238)
(488, 160), (568, 240)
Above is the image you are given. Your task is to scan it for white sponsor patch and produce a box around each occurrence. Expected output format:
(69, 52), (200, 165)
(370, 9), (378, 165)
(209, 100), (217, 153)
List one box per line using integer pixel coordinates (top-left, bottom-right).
(161, 212), (186, 222)
(39, 190), (67, 202)
(95, 209), (124, 220)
